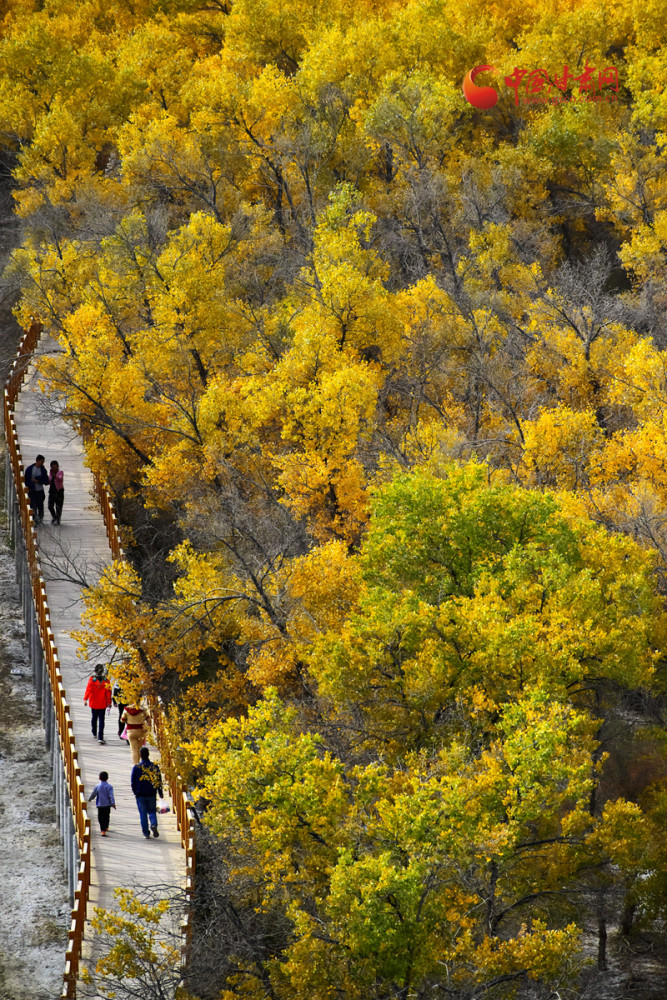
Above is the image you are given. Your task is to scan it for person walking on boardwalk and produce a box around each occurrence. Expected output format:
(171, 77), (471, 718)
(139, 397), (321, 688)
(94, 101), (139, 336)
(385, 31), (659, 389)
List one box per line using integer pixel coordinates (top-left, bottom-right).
(112, 678), (128, 740)
(24, 454), (48, 524)
(131, 746), (163, 839)
(88, 770), (116, 836)
(47, 460), (64, 525)
(120, 701), (151, 763)
(84, 664), (112, 744)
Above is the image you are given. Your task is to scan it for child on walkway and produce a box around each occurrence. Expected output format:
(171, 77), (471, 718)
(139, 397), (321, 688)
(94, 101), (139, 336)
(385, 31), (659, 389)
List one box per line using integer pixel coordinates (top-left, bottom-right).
(88, 770), (116, 836)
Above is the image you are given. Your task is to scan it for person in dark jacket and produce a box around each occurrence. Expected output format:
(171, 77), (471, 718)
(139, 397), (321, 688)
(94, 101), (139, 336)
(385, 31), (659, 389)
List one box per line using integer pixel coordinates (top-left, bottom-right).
(131, 746), (163, 839)
(112, 679), (127, 739)
(84, 664), (112, 744)
(24, 454), (49, 524)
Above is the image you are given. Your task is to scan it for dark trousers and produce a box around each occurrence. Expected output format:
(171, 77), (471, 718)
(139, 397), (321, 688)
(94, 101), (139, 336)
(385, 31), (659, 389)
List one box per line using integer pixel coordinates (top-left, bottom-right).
(117, 704), (127, 736)
(91, 707), (106, 739)
(28, 489), (45, 521)
(98, 806), (111, 832)
(48, 488), (64, 523)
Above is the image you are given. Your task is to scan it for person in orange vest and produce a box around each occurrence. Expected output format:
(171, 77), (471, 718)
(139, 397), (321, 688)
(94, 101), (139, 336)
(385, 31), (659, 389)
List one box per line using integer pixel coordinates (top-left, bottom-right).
(84, 664), (112, 744)
(120, 702), (152, 764)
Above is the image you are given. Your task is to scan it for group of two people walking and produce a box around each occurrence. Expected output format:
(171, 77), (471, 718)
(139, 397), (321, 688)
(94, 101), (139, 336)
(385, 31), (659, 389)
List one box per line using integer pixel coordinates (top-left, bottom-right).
(84, 663), (151, 762)
(24, 454), (64, 525)
(88, 748), (165, 840)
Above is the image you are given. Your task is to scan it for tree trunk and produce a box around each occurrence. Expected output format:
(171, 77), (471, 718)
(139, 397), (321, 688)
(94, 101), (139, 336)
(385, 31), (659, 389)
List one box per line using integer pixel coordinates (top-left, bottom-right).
(621, 900), (636, 937)
(597, 899), (607, 971)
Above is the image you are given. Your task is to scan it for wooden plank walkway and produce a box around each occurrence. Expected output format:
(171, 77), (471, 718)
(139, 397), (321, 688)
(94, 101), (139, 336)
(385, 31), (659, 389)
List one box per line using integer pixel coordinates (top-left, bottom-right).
(14, 340), (186, 982)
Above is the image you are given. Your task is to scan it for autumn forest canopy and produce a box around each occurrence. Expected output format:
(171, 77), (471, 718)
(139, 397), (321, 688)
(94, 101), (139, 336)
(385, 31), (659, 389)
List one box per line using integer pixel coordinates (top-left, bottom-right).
(2, 0), (667, 996)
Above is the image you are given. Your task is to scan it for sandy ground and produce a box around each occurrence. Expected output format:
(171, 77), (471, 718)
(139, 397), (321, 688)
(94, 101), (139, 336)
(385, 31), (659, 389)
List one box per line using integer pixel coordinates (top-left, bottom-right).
(0, 507), (70, 1000)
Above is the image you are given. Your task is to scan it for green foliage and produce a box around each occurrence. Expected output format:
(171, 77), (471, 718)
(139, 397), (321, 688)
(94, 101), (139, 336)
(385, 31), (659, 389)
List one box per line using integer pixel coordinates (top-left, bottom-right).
(309, 466), (662, 753)
(189, 472), (665, 998)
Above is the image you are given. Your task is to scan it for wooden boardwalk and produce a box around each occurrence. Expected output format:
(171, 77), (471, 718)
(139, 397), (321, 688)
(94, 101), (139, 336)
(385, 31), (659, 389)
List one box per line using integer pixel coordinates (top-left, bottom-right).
(14, 340), (186, 983)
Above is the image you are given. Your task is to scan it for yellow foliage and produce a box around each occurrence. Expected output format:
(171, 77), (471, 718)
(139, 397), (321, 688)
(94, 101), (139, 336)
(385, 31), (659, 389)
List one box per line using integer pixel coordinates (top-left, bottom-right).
(522, 407), (603, 488)
(4, 1), (667, 992)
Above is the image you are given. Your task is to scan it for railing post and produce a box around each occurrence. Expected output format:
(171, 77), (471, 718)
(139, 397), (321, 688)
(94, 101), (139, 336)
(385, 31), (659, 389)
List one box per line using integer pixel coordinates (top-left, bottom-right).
(23, 556), (30, 639)
(30, 597), (38, 676)
(68, 811), (77, 906)
(15, 528), (22, 596)
(5, 451), (15, 548)
(13, 521), (21, 588)
(54, 732), (61, 826)
(34, 636), (43, 714)
(8, 477), (14, 548)
(44, 672), (52, 748)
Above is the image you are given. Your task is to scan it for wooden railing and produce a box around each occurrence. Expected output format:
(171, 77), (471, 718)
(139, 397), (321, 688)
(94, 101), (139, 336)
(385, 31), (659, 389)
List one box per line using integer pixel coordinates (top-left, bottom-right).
(91, 443), (196, 971)
(4, 320), (41, 409)
(79, 383), (195, 964)
(94, 481), (196, 967)
(91, 470), (122, 561)
(3, 322), (92, 999)
(149, 695), (196, 967)
(80, 389), (195, 874)
(92, 471), (195, 855)
(5, 321), (196, 992)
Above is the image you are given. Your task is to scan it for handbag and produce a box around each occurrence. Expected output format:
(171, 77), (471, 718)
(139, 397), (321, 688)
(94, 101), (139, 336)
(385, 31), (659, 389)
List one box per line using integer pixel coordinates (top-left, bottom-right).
(120, 725), (128, 740)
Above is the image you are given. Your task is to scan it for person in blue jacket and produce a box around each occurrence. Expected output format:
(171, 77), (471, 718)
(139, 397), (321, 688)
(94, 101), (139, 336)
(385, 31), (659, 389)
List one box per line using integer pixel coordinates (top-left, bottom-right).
(88, 770), (116, 836)
(131, 746), (163, 839)
(24, 454), (49, 524)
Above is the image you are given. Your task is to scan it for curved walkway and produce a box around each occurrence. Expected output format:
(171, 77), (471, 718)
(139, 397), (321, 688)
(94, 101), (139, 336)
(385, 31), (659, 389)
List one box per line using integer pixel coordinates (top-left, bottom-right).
(14, 339), (186, 986)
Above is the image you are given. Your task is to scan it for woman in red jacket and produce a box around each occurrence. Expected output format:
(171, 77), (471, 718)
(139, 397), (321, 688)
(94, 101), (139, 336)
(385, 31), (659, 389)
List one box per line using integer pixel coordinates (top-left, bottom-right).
(84, 664), (112, 744)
